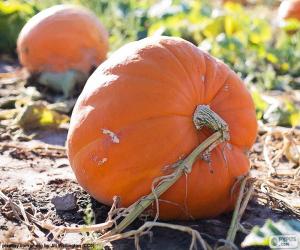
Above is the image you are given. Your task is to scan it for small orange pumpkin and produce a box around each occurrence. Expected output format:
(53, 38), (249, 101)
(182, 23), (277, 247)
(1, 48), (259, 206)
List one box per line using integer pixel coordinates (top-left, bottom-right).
(17, 4), (108, 93)
(67, 36), (257, 220)
(17, 4), (108, 74)
(278, 0), (300, 21)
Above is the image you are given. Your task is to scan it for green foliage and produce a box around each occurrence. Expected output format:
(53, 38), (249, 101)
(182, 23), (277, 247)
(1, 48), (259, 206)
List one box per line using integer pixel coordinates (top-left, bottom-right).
(83, 203), (95, 225)
(0, 0), (36, 54)
(251, 90), (268, 120)
(15, 101), (69, 129)
(146, 1), (300, 126)
(146, 1), (299, 92)
(2, 0), (300, 126)
(82, 203), (104, 250)
(263, 99), (300, 127)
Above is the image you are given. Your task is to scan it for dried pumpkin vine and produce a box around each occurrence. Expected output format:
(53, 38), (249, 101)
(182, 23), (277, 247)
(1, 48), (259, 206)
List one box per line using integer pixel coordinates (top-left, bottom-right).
(98, 105), (255, 249)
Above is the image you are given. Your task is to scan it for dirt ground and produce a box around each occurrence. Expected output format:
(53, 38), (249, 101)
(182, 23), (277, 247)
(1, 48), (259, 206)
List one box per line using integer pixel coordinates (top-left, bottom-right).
(0, 59), (299, 249)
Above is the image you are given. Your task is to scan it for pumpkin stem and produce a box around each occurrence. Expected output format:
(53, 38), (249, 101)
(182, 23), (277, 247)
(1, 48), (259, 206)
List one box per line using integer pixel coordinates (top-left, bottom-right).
(193, 105), (229, 142)
(193, 105), (230, 170)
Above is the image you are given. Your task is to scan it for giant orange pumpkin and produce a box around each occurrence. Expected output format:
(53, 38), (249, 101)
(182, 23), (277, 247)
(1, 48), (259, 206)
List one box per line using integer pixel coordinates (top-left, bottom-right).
(278, 0), (300, 21)
(67, 36), (257, 220)
(17, 4), (108, 78)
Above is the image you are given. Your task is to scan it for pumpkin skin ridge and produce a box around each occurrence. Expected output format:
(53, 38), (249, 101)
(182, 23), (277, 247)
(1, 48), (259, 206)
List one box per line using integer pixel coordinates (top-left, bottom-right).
(207, 67), (231, 104)
(192, 55), (256, 148)
(192, 49), (231, 105)
(208, 65), (257, 148)
(202, 54), (231, 104)
(157, 38), (231, 106)
(154, 38), (239, 128)
(159, 38), (230, 105)
(158, 42), (200, 101)
(200, 55), (226, 103)
(209, 68), (246, 107)
(67, 36), (257, 219)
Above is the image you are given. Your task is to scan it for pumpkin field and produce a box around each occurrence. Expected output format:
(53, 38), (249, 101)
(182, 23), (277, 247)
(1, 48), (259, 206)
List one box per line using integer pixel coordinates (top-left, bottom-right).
(0, 0), (300, 249)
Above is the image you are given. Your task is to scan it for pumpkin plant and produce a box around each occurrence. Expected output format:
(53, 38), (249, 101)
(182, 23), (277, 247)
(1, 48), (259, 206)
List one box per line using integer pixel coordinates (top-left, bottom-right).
(67, 36), (257, 221)
(17, 4), (109, 97)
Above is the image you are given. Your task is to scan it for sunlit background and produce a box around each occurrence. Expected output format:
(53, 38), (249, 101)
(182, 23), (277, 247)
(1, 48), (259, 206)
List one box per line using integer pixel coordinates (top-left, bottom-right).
(1, 0), (299, 126)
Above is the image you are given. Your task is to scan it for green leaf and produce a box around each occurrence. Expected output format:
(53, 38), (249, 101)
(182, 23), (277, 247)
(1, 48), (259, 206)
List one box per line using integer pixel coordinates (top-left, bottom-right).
(266, 53), (278, 64)
(202, 16), (224, 38)
(263, 99), (300, 127)
(251, 90), (268, 120)
(224, 15), (239, 35)
(15, 101), (69, 129)
(223, 2), (244, 13)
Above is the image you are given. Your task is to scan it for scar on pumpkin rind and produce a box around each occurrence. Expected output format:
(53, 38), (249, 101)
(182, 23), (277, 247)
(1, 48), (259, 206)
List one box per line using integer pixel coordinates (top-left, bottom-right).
(98, 158), (108, 166)
(102, 128), (120, 143)
(224, 83), (230, 92)
(92, 154), (108, 166)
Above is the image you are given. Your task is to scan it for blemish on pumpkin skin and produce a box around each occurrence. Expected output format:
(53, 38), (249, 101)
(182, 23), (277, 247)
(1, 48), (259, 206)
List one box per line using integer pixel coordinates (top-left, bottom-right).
(200, 75), (205, 82)
(227, 143), (232, 150)
(178, 154), (185, 160)
(102, 128), (120, 143)
(162, 165), (170, 173)
(244, 149), (250, 156)
(224, 84), (229, 92)
(24, 47), (29, 54)
(98, 158), (108, 166)
(92, 155), (108, 166)
(201, 151), (214, 174)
